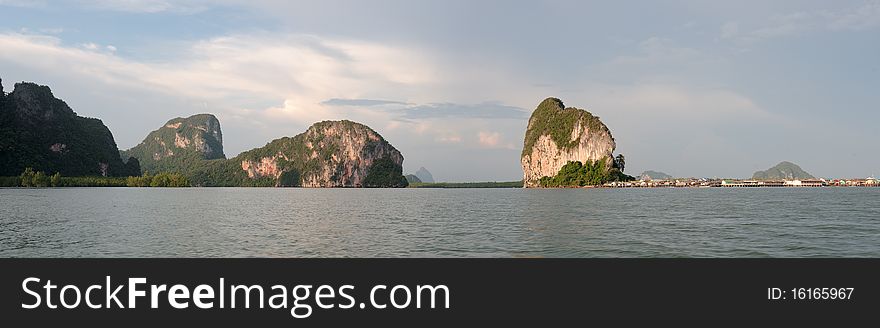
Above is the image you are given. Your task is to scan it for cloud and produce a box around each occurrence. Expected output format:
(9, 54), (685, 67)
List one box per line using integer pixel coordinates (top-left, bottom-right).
(435, 135), (462, 143)
(321, 98), (407, 107)
(321, 97), (527, 120)
(398, 102), (527, 120)
(477, 131), (500, 147)
(0, 31), (437, 118)
(0, 30), (453, 159)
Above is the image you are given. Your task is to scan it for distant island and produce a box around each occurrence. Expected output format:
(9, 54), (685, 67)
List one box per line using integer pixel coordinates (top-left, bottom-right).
(640, 171), (673, 181)
(414, 167), (435, 183)
(405, 167), (435, 184)
(752, 161), (815, 180)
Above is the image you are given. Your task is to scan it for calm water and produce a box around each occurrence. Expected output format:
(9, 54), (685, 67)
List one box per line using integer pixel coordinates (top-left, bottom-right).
(1, 187), (878, 257)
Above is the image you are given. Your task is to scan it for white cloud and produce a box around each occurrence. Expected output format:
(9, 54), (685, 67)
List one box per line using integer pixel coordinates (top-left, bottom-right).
(477, 131), (502, 148)
(0, 32), (436, 123)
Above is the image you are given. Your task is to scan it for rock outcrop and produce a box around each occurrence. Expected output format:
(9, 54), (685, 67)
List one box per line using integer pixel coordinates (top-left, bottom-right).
(0, 79), (138, 177)
(521, 98), (616, 187)
(234, 120), (407, 187)
(121, 114), (225, 174)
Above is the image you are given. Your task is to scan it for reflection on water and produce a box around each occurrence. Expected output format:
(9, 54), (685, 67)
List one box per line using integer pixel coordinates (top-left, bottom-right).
(1, 187), (878, 257)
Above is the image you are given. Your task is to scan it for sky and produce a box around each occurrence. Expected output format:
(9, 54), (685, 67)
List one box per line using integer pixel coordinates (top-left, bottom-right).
(0, 0), (878, 181)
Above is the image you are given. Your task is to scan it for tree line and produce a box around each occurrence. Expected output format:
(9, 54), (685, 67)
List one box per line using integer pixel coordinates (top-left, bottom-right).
(0, 168), (190, 187)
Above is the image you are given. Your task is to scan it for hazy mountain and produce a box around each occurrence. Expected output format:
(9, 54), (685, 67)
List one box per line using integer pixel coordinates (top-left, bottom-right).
(414, 167), (434, 183)
(405, 174), (422, 183)
(752, 161), (815, 180)
(640, 170), (673, 180)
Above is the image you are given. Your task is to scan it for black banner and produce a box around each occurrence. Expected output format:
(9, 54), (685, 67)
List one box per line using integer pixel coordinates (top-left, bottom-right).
(1, 259), (876, 326)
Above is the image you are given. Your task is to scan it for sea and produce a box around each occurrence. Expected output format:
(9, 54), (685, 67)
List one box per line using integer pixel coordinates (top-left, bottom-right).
(1, 187), (878, 257)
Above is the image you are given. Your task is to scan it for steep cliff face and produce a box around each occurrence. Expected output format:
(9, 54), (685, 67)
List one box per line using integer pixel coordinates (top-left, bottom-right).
(235, 120), (406, 187)
(0, 80), (138, 176)
(521, 98), (616, 187)
(121, 114), (224, 174)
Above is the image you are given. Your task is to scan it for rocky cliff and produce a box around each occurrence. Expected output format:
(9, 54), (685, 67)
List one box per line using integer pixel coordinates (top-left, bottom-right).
(121, 114), (225, 174)
(520, 98), (617, 187)
(0, 79), (139, 177)
(233, 120), (407, 187)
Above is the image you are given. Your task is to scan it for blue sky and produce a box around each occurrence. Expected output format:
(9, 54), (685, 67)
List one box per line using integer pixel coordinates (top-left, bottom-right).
(1, 0), (878, 180)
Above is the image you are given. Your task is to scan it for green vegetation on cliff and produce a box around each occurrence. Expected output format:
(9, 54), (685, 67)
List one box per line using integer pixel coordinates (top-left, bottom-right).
(0, 80), (139, 177)
(522, 98), (611, 157)
(123, 119), (407, 187)
(120, 113), (224, 177)
(364, 157), (408, 188)
(538, 159), (633, 187)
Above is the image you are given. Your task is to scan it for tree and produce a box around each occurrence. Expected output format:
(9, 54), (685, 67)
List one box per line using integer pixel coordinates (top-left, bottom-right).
(50, 172), (61, 187)
(363, 157), (408, 188)
(124, 157), (142, 176)
(32, 171), (50, 187)
(20, 167), (35, 187)
(614, 154), (626, 173)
